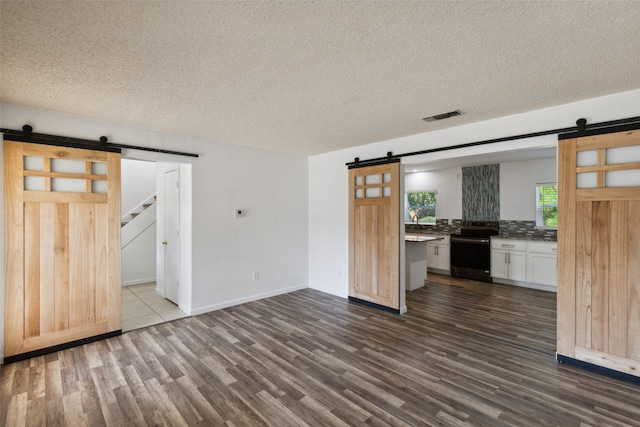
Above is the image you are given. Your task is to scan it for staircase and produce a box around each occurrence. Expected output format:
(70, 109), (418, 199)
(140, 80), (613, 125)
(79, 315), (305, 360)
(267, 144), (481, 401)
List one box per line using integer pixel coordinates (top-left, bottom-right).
(121, 193), (157, 286)
(122, 194), (157, 227)
(121, 193), (157, 250)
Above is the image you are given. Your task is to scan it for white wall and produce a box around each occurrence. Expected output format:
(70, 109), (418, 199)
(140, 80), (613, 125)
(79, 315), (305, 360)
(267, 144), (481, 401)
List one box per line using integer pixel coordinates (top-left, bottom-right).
(404, 158), (557, 222)
(500, 157), (557, 221)
(121, 159), (156, 217)
(190, 141), (308, 313)
(122, 221), (157, 285)
(121, 158), (157, 286)
(309, 89), (640, 298)
(405, 168), (463, 220)
(0, 103), (309, 360)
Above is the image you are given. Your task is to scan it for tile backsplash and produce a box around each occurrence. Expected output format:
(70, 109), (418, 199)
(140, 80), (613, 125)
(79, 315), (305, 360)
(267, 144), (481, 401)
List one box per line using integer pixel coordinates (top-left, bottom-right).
(405, 219), (557, 241)
(462, 164), (500, 221)
(498, 220), (557, 241)
(405, 219), (462, 235)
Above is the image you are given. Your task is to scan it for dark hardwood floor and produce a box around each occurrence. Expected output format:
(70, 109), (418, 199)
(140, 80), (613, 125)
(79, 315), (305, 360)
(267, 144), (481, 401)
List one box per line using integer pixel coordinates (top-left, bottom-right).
(2, 275), (640, 426)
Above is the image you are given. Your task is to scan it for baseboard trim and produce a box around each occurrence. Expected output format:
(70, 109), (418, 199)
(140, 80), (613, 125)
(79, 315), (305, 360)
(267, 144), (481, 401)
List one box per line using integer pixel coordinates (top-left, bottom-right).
(348, 297), (401, 314)
(190, 283), (308, 316)
(556, 354), (640, 385)
(3, 330), (122, 365)
(427, 268), (451, 276)
(492, 278), (557, 293)
(122, 278), (157, 287)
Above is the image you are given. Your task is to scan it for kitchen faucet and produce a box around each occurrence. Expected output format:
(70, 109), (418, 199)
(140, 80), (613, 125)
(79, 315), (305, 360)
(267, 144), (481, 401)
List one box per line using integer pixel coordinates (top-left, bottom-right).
(412, 215), (419, 225)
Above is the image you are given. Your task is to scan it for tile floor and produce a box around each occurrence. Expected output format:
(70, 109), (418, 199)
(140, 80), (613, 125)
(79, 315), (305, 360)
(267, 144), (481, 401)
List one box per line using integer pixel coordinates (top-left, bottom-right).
(122, 282), (188, 332)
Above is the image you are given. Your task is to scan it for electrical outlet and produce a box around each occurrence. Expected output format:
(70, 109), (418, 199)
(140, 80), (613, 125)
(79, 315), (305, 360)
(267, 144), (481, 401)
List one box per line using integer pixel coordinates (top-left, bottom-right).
(253, 272), (259, 280)
(235, 209), (245, 218)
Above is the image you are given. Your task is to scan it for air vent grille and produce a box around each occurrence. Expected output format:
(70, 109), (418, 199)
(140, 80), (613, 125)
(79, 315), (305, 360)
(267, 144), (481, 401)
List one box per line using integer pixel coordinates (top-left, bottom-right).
(422, 110), (462, 122)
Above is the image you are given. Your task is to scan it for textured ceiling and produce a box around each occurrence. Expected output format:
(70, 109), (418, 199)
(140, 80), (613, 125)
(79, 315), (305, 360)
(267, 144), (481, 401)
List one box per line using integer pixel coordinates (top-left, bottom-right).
(1, 1), (640, 156)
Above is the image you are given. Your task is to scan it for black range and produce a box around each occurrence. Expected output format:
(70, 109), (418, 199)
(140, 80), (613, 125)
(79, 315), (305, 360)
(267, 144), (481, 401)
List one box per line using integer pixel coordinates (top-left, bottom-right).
(450, 221), (499, 282)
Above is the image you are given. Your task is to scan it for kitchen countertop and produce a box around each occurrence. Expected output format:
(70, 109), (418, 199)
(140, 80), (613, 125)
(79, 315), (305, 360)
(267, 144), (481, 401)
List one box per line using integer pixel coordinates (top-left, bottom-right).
(404, 230), (557, 242)
(494, 234), (557, 242)
(405, 235), (445, 242)
(404, 231), (452, 236)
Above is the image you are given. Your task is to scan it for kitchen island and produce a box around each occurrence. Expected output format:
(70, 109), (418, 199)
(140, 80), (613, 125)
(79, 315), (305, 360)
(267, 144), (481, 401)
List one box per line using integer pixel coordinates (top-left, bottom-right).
(405, 234), (444, 291)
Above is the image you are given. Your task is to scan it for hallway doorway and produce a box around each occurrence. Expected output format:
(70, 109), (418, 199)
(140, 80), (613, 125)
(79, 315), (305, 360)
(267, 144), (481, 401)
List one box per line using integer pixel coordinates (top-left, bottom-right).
(121, 158), (193, 330)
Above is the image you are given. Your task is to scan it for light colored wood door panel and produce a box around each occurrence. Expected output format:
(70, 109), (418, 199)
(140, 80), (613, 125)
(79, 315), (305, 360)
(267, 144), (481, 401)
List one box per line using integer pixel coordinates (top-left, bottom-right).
(558, 128), (640, 377)
(557, 138), (577, 356)
(574, 201), (592, 350)
(4, 140), (121, 359)
(54, 203), (70, 332)
(608, 200), (628, 357)
(627, 200), (640, 362)
(349, 162), (400, 310)
(590, 201), (609, 353)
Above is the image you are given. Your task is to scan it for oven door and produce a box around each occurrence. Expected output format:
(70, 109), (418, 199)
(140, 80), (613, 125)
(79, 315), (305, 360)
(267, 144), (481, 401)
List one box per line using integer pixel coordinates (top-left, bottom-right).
(450, 236), (492, 282)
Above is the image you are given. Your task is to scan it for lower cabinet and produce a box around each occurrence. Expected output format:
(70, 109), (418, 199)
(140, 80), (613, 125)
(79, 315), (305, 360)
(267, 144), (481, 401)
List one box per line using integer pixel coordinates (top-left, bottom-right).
(427, 236), (450, 272)
(490, 239), (526, 282)
(526, 241), (558, 287)
(491, 238), (557, 290)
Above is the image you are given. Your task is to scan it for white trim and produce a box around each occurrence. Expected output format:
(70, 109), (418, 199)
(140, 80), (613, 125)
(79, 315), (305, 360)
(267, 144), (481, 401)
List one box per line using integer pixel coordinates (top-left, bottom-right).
(492, 278), (557, 293)
(535, 183), (558, 228)
(155, 285), (165, 297)
(121, 277), (157, 287)
(405, 189), (437, 225)
(190, 283), (308, 316)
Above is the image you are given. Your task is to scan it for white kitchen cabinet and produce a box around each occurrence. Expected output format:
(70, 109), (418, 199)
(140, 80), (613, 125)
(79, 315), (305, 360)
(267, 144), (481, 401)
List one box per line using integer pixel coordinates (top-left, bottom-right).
(491, 239), (526, 281)
(427, 235), (450, 273)
(526, 241), (558, 287)
(405, 240), (428, 291)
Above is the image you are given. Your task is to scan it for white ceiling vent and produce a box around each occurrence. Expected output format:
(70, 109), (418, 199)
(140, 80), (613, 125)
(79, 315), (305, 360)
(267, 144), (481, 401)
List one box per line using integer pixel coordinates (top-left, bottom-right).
(422, 110), (462, 122)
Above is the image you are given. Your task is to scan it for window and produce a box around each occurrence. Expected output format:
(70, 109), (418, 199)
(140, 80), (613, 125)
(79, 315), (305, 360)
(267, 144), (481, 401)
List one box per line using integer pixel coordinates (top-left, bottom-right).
(536, 183), (558, 228)
(405, 190), (437, 224)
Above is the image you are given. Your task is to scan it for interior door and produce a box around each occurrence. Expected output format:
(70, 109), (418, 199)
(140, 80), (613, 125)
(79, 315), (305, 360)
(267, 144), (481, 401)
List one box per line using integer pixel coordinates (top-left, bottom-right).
(557, 128), (640, 378)
(163, 168), (180, 304)
(348, 162), (401, 311)
(4, 141), (121, 361)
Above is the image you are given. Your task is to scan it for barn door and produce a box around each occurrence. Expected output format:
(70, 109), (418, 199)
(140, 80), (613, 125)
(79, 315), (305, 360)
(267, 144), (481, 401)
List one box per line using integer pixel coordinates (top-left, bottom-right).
(4, 141), (121, 361)
(348, 161), (401, 311)
(557, 128), (640, 377)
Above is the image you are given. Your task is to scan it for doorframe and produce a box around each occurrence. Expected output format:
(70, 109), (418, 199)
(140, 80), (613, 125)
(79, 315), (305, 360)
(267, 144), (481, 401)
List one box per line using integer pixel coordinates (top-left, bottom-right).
(160, 167), (180, 305)
(155, 161), (192, 315)
(122, 154), (193, 316)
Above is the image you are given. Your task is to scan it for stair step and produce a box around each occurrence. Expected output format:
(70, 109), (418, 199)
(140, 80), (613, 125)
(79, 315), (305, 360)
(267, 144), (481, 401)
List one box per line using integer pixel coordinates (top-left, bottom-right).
(121, 193), (156, 228)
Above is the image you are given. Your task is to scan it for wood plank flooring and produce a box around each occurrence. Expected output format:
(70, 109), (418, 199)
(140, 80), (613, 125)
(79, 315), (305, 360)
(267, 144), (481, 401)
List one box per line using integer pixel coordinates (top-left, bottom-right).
(2, 275), (640, 426)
